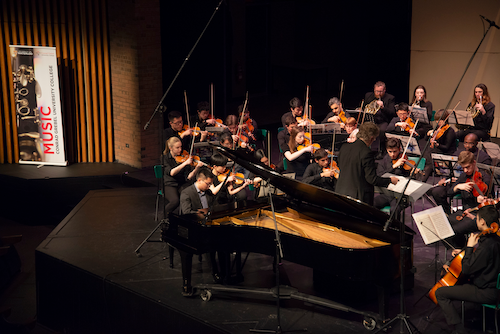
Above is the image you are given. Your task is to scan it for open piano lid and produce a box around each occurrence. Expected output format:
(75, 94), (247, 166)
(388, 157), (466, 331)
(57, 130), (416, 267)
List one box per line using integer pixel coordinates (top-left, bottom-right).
(213, 145), (397, 227)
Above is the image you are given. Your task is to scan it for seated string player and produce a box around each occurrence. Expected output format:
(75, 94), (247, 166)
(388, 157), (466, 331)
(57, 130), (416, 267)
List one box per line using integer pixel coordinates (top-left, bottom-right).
(277, 114), (298, 173)
(282, 126), (314, 179)
(322, 97), (349, 129)
(209, 153), (250, 204)
(373, 138), (413, 214)
(430, 133), (492, 215)
(281, 97), (308, 128)
(238, 103), (258, 147)
(386, 102), (418, 138)
(302, 148), (336, 192)
(162, 137), (203, 215)
(190, 101), (215, 141)
(344, 117), (359, 143)
(435, 205), (500, 334)
(421, 109), (457, 182)
(446, 151), (490, 249)
(163, 110), (193, 152)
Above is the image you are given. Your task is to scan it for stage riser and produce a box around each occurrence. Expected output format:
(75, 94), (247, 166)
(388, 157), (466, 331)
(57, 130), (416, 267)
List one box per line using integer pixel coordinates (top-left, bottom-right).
(35, 251), (226, 334)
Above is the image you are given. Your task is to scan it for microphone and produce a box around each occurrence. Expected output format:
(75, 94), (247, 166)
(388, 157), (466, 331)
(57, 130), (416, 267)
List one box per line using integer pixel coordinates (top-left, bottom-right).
(480, 15), (500, 29)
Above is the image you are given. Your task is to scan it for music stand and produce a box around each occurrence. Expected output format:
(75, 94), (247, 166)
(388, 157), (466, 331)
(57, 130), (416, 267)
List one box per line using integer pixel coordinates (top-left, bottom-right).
(309, 123), (341, 134)
(448, 109), (474, 127)
(411, 106), (429, 125)
(431, 153), (461, 179)
(385, 133), (421, 156)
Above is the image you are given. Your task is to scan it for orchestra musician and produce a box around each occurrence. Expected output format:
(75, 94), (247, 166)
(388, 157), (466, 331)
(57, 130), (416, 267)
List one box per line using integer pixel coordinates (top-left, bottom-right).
(336, 122), (399, 206)
(163, 110), (193, 152)
(345, 117), (359, 143)
(248, 149), (274, 200)
(209, 153), (250, 205)
(162, 137), (203, 215)
(374, 138), (413, 214)
(238, 103), (258, 144)
(386, 102), (417, 137)
(224, 115), (250, 149)
(430, 133), (492, 214)
(277, 115), (298, 172)
(446, 151), (490, 249)
(457, 83), (495, 141)
(422, 109), (457, 182)
(410, 85), (433, 138)
(322, 97), (349, 128)
(281, 97), (310, 128)
(191, 101), (216, 131)
(282, 126), (314, 179)
(435, 205), (500, 334)
(301, 148), (336, 192)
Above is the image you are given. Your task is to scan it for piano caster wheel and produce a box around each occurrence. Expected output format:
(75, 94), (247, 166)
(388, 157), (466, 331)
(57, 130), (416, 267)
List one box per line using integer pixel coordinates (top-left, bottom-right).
(363, 317), (377, 331)
(200, 289), (212, 302)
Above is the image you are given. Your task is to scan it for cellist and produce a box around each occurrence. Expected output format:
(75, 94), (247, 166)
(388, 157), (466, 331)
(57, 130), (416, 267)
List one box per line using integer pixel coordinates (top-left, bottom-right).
(446, 151), (490, 249)
(435, 205), (500, 334)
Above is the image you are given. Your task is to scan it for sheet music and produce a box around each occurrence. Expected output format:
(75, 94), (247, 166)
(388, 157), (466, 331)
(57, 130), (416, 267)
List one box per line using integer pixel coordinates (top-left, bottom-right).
(412, 206), (455, 245)
(385, 133), (421, 155)
(382, 173), (434, 201)
(412, 106), (429, 124)
(448, 109), (474, 126)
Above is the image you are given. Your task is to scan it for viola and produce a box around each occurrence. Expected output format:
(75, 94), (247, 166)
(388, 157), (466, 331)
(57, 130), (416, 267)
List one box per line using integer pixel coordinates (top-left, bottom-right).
(466, 170), (487, 197)
(178, 124), (201, 137)
(430, 124), (449, 148)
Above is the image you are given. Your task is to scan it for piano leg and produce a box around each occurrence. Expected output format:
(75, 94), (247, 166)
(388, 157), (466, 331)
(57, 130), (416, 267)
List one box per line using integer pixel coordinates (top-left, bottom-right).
(376, 283), (390, 320)
(178, 250), (194, 296)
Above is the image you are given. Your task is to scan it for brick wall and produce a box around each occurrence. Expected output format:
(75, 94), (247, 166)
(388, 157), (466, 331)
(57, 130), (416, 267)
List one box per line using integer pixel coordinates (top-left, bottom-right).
(108, 0), (162, 168)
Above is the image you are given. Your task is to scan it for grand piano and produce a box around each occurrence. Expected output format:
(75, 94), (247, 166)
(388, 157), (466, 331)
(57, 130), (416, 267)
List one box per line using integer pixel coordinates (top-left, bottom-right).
(162, 145), (415, 325)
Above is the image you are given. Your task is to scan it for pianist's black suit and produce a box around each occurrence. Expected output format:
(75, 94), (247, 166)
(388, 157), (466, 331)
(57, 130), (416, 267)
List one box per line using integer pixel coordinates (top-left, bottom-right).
(179, 184), (214, 215)
(336, 139), (391, 206)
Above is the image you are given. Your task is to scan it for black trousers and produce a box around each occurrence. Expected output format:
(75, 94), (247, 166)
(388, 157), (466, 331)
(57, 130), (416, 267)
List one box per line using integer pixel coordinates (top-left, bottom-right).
(430, 184), (452, 214)
(436, 284), (497, 325)
(164, 185), (180, 214)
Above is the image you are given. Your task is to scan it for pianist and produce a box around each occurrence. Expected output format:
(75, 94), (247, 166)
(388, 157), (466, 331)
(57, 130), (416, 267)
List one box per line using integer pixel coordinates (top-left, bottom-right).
(179, 167), (215, 216)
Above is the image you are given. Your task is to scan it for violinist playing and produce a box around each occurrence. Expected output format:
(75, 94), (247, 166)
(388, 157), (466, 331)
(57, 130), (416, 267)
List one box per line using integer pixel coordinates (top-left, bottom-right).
(374, 138), (414, 214)
(302, 148), (336, 192)
(421, 109), (457, 182)
(162, 137), (203, 215)
(282, 126), (314, 179)
(238, 103), (258, 144)
(190, 101), (216, 139)
(322, 97), (349, 129)
(281, 97), (312, 128)
(386, 103), (417, 137)
(224, 114), (252, 150)
(446, 151), (490, 249)
(435, 205), (500, 334)
(209, 153), (250, 204)
(163, 110), (194, 152)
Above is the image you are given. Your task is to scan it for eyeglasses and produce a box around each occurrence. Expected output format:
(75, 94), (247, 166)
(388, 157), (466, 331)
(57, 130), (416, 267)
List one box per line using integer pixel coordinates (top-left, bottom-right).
(202, 180), (213, 187)
(171, 120), (183, 125)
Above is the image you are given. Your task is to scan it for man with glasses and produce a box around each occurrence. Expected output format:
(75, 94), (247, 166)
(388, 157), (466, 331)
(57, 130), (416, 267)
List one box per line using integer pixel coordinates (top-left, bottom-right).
(362, 81), (396, 156)
(164, 110), (194, 152)
(179, 167), (214, 216)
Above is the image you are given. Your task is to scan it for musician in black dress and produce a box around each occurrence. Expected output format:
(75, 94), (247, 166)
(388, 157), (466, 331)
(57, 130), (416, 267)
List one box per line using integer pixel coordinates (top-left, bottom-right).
(431, 133), (492, 214)
(282, 126), (314, 179)
(457, 83), (495, 141)
(277, 114), (297, 172)
(446, 151), (489, 248)
(302, 148), (336, 192)
(374, 138), (412, 214)
(336, 122), (398, 206)
(162, 137), (203, 214)
(281, 97), (305, 128)
(411, 85), (433, 138)
(435, 205), (500, 334)
(422, 109), (457, 182)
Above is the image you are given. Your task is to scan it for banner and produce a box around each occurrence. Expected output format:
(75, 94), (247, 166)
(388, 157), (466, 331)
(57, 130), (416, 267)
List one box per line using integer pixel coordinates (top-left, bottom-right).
(11, 45), (67, 166)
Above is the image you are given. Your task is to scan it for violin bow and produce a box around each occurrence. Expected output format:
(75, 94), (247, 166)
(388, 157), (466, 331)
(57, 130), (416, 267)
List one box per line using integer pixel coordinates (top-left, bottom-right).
(189, 122), (198, 156)
(234, 91), (249, 150)
(360, 99), (366, 125)
(304, 85), (310, 121)
(184, 90), (191, 128)
(402, 119), (419, 158)
(210, 83), (214, 119)
(330, 131), (335, 169)
(339, 80), (345, 124)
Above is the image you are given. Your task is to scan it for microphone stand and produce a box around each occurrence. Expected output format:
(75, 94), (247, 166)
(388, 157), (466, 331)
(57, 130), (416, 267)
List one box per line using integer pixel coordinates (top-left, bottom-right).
(136, 0), (224, 256)
(249, 192), (307, 334)
(376, 17), (497, 333)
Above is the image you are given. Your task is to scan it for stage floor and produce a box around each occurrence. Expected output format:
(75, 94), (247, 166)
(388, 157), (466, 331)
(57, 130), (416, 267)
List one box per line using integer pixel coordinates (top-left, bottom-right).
(33, 186), (495, 334)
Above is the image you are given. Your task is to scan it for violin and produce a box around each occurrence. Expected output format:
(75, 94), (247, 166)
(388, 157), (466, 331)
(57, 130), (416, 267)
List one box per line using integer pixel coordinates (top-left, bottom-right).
(217, 170), (245, 185)
(297, 142), (320, 153)
(323, 160), (340, 179)
(466, 170), (487, 197)
(178, 124), (201, 137)
(430, 124), (449, 148)
(392, 154), (417, 171)
(402, 117), (416, 134)
(428, 220), (500, 304)
(456, 196), (500, 221)
(174, 152), (206, 167)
